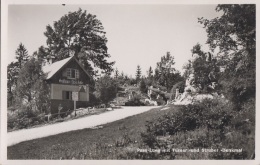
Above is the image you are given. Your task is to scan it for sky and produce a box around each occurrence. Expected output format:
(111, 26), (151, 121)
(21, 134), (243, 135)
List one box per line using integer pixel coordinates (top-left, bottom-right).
(8, 4), (221, 77)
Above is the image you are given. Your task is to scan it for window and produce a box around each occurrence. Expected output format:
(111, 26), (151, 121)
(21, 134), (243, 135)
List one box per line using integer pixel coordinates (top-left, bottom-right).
(62, 91), (72, 100)
(67, 68), (79, 79)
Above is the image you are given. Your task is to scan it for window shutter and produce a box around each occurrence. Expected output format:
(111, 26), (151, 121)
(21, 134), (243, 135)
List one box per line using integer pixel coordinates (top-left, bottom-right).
(69, 91), (72, 100)
(62, 91), (66, 100)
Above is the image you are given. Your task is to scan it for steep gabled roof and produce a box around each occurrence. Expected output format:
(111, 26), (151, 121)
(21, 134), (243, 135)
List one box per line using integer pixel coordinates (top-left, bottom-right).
(42, 56), (73, 79)
(42, 56), (92, 80)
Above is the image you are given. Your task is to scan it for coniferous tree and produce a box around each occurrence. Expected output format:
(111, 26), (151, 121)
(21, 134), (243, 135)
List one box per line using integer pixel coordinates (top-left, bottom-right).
(139, 79), (147, 93)
(15, 43), (29, 68)
(114, 68), (119, 79)
(8, 43), (29, 106)
(136, 65), (142, 82)
(147, 66), (153, 78)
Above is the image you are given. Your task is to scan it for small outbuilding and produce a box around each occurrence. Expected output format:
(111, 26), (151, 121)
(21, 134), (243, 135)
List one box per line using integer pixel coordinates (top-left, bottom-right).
(42, 56), (93, 114)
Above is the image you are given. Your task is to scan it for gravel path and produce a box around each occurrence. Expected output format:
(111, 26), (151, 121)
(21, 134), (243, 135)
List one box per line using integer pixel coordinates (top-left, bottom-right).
(7, 106), (156, 146)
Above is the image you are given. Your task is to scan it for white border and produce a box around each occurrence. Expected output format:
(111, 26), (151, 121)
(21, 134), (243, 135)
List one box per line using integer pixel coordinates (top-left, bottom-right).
(1, 0), (259, 165)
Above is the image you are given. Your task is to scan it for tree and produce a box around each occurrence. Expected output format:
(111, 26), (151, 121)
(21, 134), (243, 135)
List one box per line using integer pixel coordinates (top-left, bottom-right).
(136, 65), (142, 82)
(171, 80), (185, 100)
(94, 75), (117, 104)
(190, 43), (220, 92)
(147, 66), (153, 78)
(7, 62), (20, 106)
(114, 68), (119, 79)
(182, 60), (193, 80)
(117, 71), (127, 85)
(15, 58), (50, 112)
(154, 52), (181, 91)
(15, 43), (29, 68)
(199, 4), (255, 107)
(44, 8), (114, 76)
(34, 46), (50, 64)
(120, 71), (125, 79)
(8, 43), (29, 107)
(139, 79), (147, 93)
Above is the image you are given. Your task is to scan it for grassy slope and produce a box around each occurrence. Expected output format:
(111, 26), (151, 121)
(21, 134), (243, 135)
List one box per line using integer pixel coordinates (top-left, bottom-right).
(8, 105), (178, 159)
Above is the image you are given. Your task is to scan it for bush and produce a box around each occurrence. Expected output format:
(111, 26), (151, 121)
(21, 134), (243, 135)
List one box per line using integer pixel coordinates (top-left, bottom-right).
(171, 80), (185, 98)
(155, 97), (166, 105)
(89, 93), (100, 106)
(125, 95), (145, 106)
(7, 105), (46, 131)
(95, 75), (117, 104)
(140, 98), (254, 159)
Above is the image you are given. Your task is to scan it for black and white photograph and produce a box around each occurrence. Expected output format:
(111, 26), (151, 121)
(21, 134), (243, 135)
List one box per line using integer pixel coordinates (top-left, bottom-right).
(0, 0), (259, 164)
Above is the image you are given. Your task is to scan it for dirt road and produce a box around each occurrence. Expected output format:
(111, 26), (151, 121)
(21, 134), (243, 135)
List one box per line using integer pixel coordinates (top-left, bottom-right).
(7, 106), (157, 146)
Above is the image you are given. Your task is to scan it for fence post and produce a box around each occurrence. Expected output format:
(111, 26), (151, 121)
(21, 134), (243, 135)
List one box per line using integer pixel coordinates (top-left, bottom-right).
(74, 100), (76, 116)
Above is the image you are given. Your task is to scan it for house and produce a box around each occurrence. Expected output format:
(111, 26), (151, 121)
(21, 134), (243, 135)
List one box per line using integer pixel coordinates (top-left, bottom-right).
(42, 56), (93, 114)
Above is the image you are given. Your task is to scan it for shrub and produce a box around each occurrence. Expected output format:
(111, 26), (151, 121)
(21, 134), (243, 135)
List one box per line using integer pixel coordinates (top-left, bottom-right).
(141, 98), (240, 156)
(7, 105), (46, 131)
(171, 80), (185, 98)
(138, 96), (255, 159)
(94, 75), (117, 104)
(89, 93), (100, 106)
(155, 97), (166, 105)
(125, 95), (145, 106)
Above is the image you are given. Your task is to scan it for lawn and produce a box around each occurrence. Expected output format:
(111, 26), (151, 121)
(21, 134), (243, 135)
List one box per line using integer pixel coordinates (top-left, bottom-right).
(8, 105), (179, 159)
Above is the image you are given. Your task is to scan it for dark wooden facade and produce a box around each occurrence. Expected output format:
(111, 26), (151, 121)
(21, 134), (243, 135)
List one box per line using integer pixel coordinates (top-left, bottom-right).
(44, 56), (92, 114)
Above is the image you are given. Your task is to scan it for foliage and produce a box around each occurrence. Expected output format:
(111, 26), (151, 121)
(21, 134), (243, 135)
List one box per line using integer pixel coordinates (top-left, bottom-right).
(15, 43), (29, 68)
(34, 46), (50, 64)
(191, 43), (220, 92)
(113, 70), (130, 86)
(125, 94), (145, 106)
(8, 105), (170, 159)
(136, 5), (256, 159)
(155, 97), (166, 106)
(139, 79), (147, 93)
(15, 57), (50, 113)
(8, 106), (46, 130)
(8, 100), (254, 159)
(182, 60), (193, 80)
(147, 66), (153, 78)
(89, 93), (100, 106)
(170, 80), (185, 99)
(114, 68), (119, 79)
(43, 8), (114, 76)
(7, 62), (20, 106)
(141, 98), (254, 159)
(94, 75), (117, 104)
(199, 4), (255, 107)
(8, 43), (30, 107)
(135, 65), (142, 82)
(154, 52), (182, 91)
